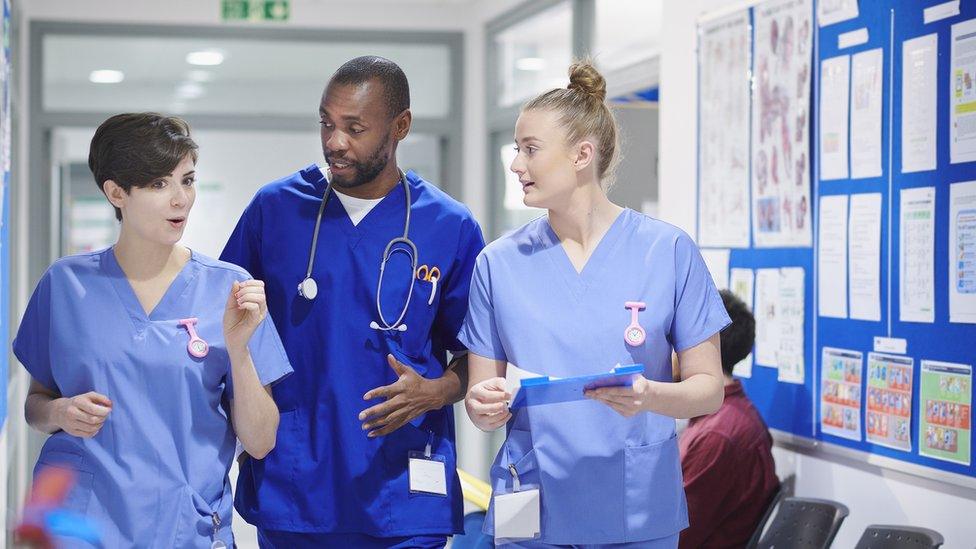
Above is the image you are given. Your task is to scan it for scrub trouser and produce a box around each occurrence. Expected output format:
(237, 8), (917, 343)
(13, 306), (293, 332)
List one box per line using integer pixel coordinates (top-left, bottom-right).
(257, 529), (447, 548)
(498, 533), (679, 548)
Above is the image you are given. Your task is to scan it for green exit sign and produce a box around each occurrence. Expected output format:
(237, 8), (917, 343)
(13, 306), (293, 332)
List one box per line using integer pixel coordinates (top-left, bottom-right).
(221, 0), (290, 23)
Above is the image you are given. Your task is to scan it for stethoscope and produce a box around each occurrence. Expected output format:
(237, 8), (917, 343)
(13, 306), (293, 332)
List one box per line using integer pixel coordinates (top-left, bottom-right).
(298, 167), (418, 333)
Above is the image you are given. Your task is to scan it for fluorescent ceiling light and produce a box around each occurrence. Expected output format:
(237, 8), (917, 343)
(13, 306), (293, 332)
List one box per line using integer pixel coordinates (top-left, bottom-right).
(515, 57), (546, 71)
(89, 69), (124, 84)
(186, 50), (224, 66)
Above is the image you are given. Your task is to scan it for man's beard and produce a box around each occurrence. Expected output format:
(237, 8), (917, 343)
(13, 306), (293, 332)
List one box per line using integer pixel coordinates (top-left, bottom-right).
(326, 135), (391, 189)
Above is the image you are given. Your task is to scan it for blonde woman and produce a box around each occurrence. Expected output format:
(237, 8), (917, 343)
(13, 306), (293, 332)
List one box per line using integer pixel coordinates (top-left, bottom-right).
(460, 63), (730, 547)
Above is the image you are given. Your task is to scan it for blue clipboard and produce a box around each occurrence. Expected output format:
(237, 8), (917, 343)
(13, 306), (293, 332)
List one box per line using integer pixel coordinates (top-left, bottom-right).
(509, 364), (645, 409)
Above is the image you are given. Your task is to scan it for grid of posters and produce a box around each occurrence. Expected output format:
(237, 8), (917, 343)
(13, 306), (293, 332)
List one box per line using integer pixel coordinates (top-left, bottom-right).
(920, 361), (972, 465)
(752, 0), (813, 247)
(866, 353), (914, 451)
(821, 348), (863, 440)
(698, 11), (752, 248)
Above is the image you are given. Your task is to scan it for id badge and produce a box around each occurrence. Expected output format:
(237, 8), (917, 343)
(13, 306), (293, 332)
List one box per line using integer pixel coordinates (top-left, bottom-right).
(494, 462), (541, 543)
(408, 436), (448, 496)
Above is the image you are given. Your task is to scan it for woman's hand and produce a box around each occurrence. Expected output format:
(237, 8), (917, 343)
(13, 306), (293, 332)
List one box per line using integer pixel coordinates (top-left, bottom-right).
(54, 392), (112, 438)
(224, 280), (267, 351)
(465, 377), (512, 431)
(585, 376), (653, 417)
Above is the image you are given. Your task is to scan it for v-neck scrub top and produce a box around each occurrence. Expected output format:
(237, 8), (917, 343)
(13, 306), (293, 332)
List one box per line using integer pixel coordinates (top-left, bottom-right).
(458, 209), (731, 545)
(13, 249), (293, 548)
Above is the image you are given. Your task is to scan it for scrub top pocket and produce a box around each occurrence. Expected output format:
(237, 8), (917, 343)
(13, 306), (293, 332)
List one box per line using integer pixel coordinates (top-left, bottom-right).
(36, 449), (95, 515)
(623, 434), (687, 537)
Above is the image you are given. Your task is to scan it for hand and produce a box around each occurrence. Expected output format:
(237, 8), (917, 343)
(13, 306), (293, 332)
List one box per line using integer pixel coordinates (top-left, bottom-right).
(585, 376), (653, 417)
(55, 392), (112, 438)
(359, 355), (442, 438)
(223, 280), (267, 350)
(465, 377), (511, 431)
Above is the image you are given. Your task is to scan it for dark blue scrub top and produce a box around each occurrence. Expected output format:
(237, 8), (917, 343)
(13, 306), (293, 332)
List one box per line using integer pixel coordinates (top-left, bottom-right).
(221, 166), (485, 537)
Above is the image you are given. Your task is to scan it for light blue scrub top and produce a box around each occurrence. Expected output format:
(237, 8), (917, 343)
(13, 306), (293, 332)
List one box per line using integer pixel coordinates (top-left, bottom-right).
(220, 166), (485, 537)
(459, 209), (731, 545)
(13, 249), (293, 548)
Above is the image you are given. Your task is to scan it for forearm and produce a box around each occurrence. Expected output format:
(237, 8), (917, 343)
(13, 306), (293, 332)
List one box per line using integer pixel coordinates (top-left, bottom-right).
(228, 345), (279, 458)
(428, 353), (469, 408)
(25, 391), (64, 434)
(644, 372), (724, 419)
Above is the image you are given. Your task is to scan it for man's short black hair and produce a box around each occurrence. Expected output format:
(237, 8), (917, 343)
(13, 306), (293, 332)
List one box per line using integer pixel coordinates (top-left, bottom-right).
(88, 112), (198, 221)
(719, 289), (756, 376)
(328, 55), (410, 118)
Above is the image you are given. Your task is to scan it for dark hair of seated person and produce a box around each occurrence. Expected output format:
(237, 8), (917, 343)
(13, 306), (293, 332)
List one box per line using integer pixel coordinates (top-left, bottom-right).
(718, 289), (755, 376)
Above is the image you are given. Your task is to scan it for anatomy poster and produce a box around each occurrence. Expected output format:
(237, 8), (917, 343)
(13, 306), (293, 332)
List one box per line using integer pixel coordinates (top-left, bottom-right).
(698, 10), (752, 248)
(752, 0), (813, 247)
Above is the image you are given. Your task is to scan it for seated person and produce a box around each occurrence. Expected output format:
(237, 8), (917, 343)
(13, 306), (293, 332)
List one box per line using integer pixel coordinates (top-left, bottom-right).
(679, 290), (779, 548)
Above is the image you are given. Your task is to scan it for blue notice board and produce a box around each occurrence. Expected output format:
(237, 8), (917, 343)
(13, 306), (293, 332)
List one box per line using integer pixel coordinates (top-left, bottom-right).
(697, 0), (976, 479)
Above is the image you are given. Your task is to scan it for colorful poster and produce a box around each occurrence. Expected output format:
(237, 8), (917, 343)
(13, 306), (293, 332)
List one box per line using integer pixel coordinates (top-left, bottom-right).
(698, 11), (752, 248)
(950, 181), (976, 323)
(920, 361), (972, 465)
(950, 18), (976, 164)
(821, 347), (863, 440)
(752, 0), (813, 248)
(866, 353), (914, 451)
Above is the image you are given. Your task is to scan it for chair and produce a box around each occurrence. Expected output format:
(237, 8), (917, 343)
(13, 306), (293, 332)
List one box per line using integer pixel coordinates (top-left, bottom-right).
(757, 497), (849, 549)
(746, 483), (787, 548)
(854, 525), (944, 549)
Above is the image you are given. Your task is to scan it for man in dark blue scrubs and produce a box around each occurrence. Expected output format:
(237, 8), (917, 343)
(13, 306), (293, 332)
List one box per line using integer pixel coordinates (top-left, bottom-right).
(221, 56), (485, 548)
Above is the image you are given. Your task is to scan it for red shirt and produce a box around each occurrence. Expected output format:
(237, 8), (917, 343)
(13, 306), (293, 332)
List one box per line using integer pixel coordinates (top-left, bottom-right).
(678, 381), (779, 548)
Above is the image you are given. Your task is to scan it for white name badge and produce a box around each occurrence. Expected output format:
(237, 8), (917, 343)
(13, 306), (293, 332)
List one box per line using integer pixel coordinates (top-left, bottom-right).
(494, 488), (541, 542)
(408, 453), (448, 496)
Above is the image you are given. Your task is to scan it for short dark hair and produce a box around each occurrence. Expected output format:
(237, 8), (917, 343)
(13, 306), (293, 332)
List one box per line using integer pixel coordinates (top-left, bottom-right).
(88, 113), (198, 221)
(719, 289), (756, 376)
(328, 56), (410, 118)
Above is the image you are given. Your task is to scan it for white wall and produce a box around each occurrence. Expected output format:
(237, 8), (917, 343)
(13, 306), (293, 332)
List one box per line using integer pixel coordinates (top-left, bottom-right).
(661, 1), (976, 546)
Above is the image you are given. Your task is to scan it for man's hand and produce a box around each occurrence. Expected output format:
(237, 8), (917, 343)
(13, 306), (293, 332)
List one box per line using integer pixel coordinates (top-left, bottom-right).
(359, 354), (444, 437)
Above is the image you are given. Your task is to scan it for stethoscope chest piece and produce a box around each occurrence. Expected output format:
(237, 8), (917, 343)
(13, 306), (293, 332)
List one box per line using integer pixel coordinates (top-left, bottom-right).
(298, 277), (318, 301)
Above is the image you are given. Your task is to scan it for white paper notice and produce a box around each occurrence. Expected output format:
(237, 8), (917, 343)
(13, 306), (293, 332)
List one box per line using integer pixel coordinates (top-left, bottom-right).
(730, 268), (755, 378)
(951, 19), (976, 164)
(699, 11), (752, 247)
(752, 0), (814, 247)
(700, 248), (731, 290)
(821, 55), (851, 180)
(949, 181), (976, 323)
(818, 0), (859, 27)
(819, 195), (849, 318)
(754, 268), (781, 367)
(850, 48), (884, 179)
(902, 34), (938, 173)
(900, 187), (936, 323)
(777, 267), (806, 384)
(848, 193), (882, 321)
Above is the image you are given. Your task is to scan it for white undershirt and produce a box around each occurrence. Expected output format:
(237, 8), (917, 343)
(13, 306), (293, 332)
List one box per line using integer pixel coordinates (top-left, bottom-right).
(333, 188), (384, 226)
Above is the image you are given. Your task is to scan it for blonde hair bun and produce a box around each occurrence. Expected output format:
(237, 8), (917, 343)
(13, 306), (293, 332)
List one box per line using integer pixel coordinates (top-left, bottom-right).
(567, 61), (607, 102)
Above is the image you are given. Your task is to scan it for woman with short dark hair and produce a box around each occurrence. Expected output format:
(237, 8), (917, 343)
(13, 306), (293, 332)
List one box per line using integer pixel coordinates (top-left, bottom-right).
(14, 113), (292, 548)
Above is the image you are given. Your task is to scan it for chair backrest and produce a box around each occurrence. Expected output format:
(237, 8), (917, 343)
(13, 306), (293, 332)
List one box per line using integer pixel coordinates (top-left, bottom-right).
(757, 497), (850, 549)
(854, 525), (944, 549)
(746, 483), (787, 549)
